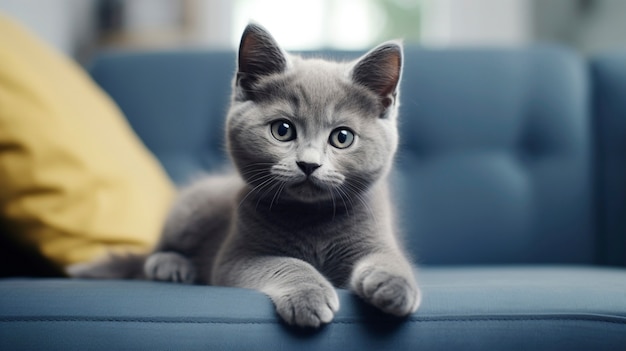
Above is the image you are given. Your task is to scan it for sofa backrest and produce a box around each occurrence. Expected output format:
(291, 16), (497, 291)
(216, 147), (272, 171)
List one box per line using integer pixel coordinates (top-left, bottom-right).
(90, 46), (596, 265)
(394, 47), (594, 265)
(91, 51), (234, 183)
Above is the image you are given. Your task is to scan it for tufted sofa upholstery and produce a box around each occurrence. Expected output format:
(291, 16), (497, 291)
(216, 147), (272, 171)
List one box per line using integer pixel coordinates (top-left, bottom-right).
(1, 47), (625, 350)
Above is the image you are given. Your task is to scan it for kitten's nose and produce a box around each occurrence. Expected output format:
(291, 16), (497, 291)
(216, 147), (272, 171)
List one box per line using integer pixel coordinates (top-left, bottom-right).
(296, 161), (321, 176)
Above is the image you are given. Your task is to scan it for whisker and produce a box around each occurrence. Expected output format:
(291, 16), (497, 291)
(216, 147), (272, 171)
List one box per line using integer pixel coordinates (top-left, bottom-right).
(238, 163), (275, 175)
(335, 185), (354, 216)
(238, 175), (276, 209)
(343, 182), (377, 225)
(256, 180), (281, 211)
(241, 172), (272, 182)
(269, 181), (286, 211)
(326, 184), (337, 220)
(244, 173), (274, 186)
(347, 177), (372, 192)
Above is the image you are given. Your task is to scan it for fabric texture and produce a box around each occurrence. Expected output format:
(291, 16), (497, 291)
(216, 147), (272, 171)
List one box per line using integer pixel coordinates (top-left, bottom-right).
(1, 267), (625, 350)
(0, 14), (174, 268)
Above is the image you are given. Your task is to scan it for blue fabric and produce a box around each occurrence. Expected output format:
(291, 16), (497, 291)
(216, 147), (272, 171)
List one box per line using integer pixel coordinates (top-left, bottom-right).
(591, 51), (626, 266)
(395, 47), (593, 265)
(91, 47), (595, 265)
(89, 51), (236, 183)
(2, 267), (625, 350)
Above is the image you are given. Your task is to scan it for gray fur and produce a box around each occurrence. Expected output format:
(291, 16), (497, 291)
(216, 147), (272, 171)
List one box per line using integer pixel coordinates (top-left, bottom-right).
(68, 23), (421, 328)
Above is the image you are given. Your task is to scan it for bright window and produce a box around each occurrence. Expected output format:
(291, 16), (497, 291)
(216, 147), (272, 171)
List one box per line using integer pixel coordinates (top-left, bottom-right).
(231, 0), (420, 50)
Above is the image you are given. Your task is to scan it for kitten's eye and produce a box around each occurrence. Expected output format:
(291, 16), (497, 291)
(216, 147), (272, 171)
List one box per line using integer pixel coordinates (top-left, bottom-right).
(270, 120), (296, 142)
(329, 128), (355, 149)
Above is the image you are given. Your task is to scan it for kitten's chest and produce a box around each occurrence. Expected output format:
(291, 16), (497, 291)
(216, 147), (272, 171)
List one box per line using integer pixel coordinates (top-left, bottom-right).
(241, 202), (376, 287)
(272, 218), (372, 287)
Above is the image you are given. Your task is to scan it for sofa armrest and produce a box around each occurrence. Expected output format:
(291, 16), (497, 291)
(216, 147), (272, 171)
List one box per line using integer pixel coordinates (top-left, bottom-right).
(592, 51), (626, 266)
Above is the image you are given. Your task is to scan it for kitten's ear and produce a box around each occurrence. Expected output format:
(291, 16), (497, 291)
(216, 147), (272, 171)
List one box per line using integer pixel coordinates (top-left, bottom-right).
(236, 23), (287, 96)
(351, 41), (403, 110)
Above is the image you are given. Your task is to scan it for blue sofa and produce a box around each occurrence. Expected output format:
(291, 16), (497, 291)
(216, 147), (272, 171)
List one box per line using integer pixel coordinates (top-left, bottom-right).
(1, 46), (625, 350)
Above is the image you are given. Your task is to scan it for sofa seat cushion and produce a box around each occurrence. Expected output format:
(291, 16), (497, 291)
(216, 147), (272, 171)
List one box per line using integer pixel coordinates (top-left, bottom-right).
(1, 266), (624, 350)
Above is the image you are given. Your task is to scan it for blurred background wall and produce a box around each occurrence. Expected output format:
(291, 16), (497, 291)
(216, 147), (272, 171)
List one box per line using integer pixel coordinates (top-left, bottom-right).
(1, 0), (625, 63)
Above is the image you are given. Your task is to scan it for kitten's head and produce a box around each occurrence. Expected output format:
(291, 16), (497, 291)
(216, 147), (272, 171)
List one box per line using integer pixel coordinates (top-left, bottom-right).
(227, 23), (402, 204)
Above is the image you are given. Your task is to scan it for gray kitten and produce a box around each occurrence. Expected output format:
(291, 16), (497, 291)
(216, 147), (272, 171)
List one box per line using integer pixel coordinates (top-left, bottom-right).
(69, 24), (421, 328)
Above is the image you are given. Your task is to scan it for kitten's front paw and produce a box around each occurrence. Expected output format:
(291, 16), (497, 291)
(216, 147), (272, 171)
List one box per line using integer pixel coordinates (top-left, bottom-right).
(144, 252), (196, 283)
(352, 267), (420, 317)
(272, 283), (340, 328)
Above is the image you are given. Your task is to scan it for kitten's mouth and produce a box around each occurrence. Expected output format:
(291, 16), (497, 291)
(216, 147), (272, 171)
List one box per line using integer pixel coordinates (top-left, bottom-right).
(292, 178), (324, 191)
(286, 177), (329, 202)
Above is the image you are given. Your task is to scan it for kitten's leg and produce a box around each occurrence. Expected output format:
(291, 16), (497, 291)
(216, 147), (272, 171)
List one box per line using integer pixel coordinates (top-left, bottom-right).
(350, 250), (421, 317)
(214, 256), (339, 328)
(144, 251), (197, 283)
(147, 174), (242, 284)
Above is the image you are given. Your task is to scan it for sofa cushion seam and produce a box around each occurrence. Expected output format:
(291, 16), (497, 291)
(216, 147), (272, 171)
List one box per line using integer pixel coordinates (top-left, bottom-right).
(1, 316), (625, 325)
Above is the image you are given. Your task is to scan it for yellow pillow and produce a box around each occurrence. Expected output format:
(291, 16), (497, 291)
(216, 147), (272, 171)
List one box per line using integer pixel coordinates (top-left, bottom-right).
(0, 14), (174, 269)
